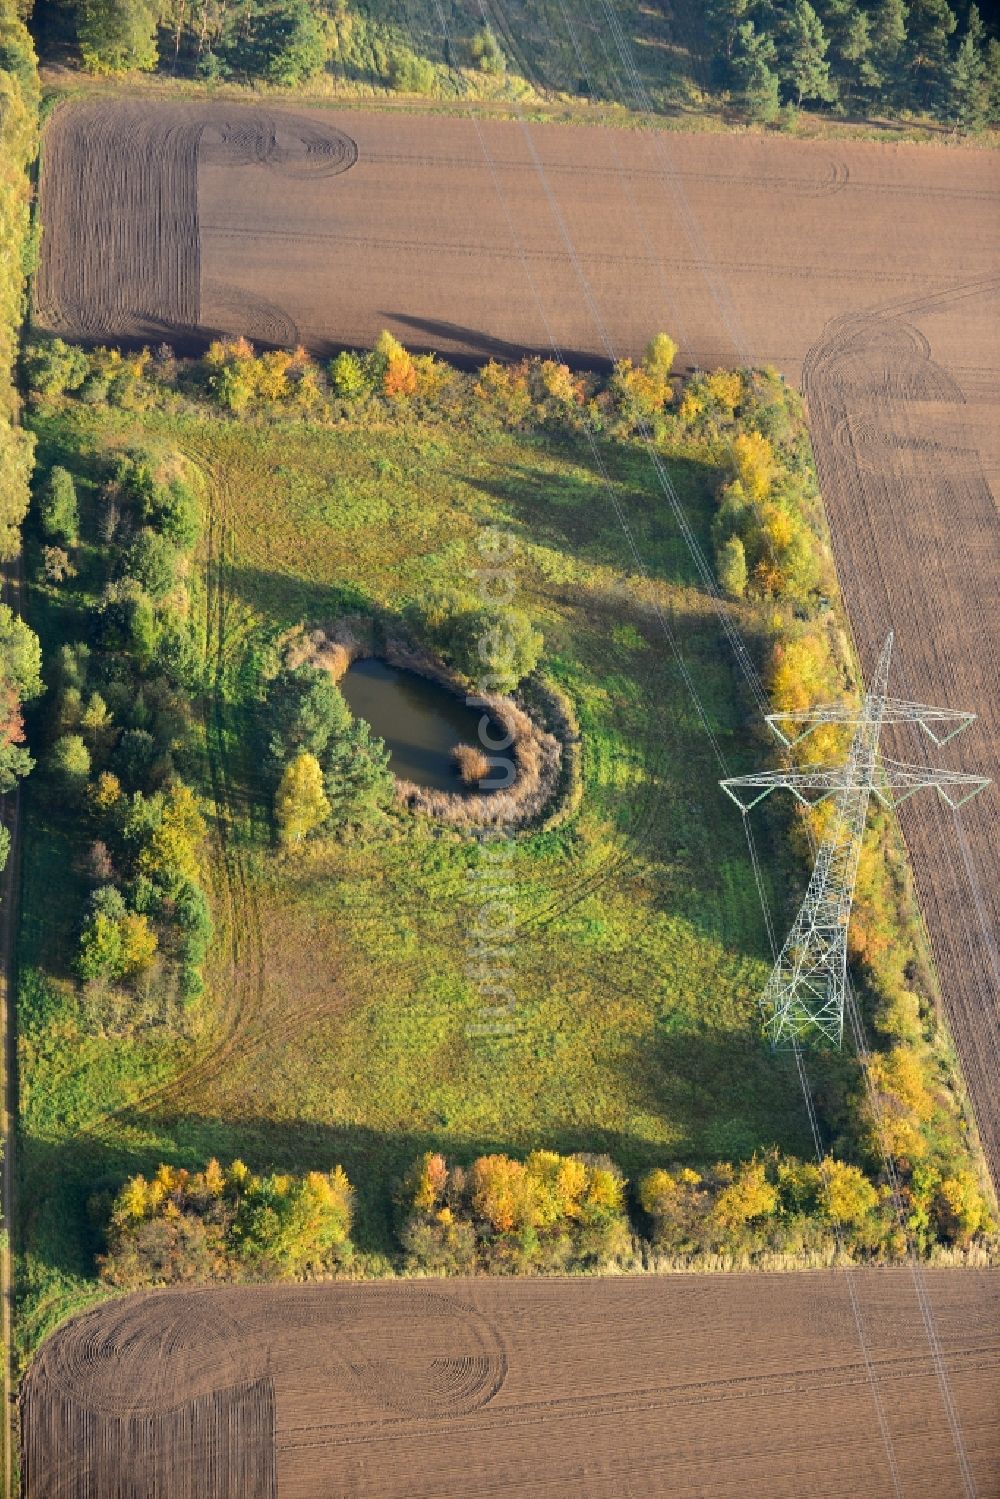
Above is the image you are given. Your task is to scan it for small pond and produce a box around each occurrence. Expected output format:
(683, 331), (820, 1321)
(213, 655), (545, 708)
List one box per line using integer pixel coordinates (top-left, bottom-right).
(339, 657), (503, 793)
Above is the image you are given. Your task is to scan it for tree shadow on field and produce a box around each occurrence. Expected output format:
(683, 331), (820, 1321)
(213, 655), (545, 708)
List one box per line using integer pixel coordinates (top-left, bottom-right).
(381, 313), (611, 374)
(17, 1023), (836, 1291)
(221, 562), (374, 636)
(461, 446), (720, 591)
(636, 1022), (828, 1166)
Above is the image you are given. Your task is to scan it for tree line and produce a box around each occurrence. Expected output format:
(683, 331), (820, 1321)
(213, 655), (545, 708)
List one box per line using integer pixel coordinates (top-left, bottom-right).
(0, 0), (44, 887)
(32, 0), (998, 132)
(98, 1138), (992, 1291)
(22, 408), (213, 1003)
(708, 0), (998, 128)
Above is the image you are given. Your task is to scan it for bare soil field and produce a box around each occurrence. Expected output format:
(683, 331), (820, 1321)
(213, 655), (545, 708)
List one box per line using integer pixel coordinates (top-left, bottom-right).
(21, 1269), (1000, 1498)
(36, 97), (1000, 1187)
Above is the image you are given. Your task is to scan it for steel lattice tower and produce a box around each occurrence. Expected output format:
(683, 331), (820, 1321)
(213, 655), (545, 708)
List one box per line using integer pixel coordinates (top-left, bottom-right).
(721, 634), (990, 1048)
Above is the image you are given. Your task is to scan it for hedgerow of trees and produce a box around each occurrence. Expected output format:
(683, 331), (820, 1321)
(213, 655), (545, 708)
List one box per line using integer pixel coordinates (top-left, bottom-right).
(0, 1), (44, 848)
(101, 1138), (990, 1290)
(398, 1149), (632, 1273)
(99, 1157), (354, 1287)
(33, 444), (212, 1001)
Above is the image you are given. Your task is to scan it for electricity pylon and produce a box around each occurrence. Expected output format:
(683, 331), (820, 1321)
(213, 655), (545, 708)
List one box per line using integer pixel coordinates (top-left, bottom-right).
(720, 634), (990, 1048)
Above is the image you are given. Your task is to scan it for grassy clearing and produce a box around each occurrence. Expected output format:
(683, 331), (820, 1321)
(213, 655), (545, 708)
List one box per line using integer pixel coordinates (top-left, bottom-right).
(14, 395), (843, 1358)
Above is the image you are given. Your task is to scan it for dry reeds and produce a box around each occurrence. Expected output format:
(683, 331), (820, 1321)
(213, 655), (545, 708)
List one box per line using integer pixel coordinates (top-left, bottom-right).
(451, 743), (491, 784)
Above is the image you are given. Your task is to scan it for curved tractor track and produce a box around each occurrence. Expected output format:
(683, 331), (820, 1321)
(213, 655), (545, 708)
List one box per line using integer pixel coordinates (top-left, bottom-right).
(34, 102), (357, 351)
(137, 446), (267, 1117)
(803, 280), (1000, 1189)
(21, 1270), (1000, 1499)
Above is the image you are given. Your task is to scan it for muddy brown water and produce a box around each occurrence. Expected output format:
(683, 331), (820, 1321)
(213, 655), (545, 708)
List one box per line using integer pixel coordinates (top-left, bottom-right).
(339, 657), (500, 792)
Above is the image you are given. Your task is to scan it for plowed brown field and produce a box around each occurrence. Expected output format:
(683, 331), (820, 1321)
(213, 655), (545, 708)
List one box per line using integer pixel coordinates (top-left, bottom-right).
(36, 98), (1000, 1186)
(21, 1270), (1000, 1498)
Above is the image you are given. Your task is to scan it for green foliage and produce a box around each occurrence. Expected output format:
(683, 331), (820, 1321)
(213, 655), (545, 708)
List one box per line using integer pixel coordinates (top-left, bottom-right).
(0, 422), (34, 562)
(706, 377), (829, 607)
(78, 885), (157, 981)
(141, 476), (200, 549)
(77, 0), (157, 73)
(322, 715), (393, 827)
(38, 466), (79, 546)
(18, 351), (993, 1355)
(100, 1159), (354, 1288)
(734, 21), (782, 120)
(453, 605), (544, 693)
(265, 663), (350, 763)
(24, 339), (89, 399)
(717, 533), (748, 598)
(784, 0), (835, 105)
(328, 350), (372, 401)
(945, 18), (989, 129)
(406, 589), (543, 693)
(221, 0), (327, 86)
(265, 660), (392, 832)
(387, 44), (436, 93)
(470, 24), (505, 75)
(639, 1150), (890, 1257)
(126, 527), (178, 599)
(232, 1166), (354, 1274)
(47, 731), (90, 791)
(0, 600), (42, 703)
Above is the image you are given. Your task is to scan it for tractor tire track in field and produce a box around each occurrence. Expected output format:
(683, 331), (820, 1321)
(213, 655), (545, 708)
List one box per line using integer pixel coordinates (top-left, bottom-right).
(91, 443), (269, 1124)
(149, 447), (267, 1114)
(803, 278), (1000, 1193)
(21, 1271), (1000, 1499)
(34, 102), (357, 351)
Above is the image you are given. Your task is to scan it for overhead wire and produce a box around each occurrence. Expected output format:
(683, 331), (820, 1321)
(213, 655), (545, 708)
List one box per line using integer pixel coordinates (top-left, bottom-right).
(393, 4), (979, 1490)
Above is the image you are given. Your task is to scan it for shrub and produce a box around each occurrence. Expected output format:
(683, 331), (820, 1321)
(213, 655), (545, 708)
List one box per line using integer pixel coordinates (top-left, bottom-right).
(398, 1149), (630, 1274)
(100, 1159), (354, 1287)
(387, 46), (435, 94)
(24, 339), (89, 398)
(731, 430), (777, 502)
(142, 476), (200, 549)
(933, 1170), (991, 1247)
(328, 350), (371, 400)
(275, 751), (330, 843)
(473, 361), (533, 425)
(452, 605), (543, 694)
(126, 527), (178, 599)
(232, 1167), (353, 1275)
(818, 1160), (879, 1227)
(638, 1151), (896, 1259)
(38, 466), (79, 545)
(716, 534), (748, 599)
(48, 732), (91, 791)
(374, 330), (417, 398)
(40, 546), (75, 584)
(470, 25), (505, 74)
